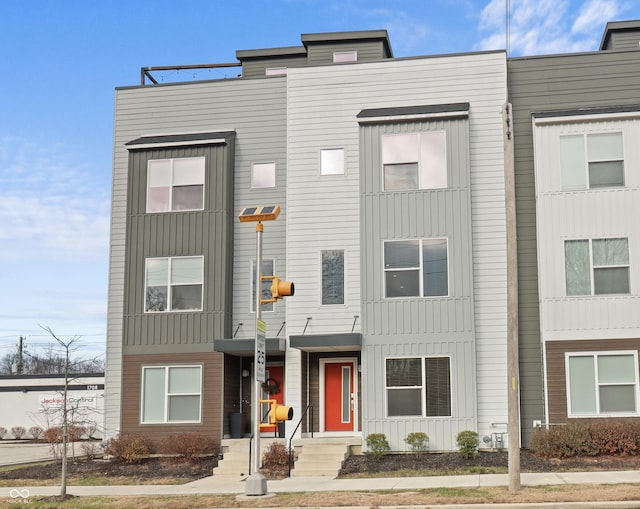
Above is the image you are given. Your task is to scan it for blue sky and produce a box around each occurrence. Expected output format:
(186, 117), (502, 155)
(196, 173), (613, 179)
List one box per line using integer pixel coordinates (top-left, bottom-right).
(1, 0), (638, 362)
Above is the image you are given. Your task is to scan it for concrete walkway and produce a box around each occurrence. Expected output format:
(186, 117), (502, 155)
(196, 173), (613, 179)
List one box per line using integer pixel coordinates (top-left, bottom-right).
(1, 442), (640, 506)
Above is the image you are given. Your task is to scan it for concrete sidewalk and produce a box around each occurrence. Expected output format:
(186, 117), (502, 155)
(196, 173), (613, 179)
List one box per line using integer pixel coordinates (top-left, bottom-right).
(2, 469), (640, 498)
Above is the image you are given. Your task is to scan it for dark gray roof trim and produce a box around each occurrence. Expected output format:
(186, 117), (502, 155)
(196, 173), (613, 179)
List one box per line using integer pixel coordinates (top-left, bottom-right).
(599, 20), (640, 50)
(237, 46), (307, 60)
(533, 105), (640, 119)
(357, 103), (469, 124)
(290, 333), (362, 352)
(126, 131), (235, 150)
(214, 338), (285, 357)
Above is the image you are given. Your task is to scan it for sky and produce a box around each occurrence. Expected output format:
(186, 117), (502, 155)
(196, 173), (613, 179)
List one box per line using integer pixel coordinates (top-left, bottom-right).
(1, 0), (639, 363)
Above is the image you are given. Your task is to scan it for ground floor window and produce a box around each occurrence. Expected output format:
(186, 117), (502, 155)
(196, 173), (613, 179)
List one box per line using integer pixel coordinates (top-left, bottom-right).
(385, 356), (451, 417)
(566, 351), (639, 417)
(141, 365), (202, 423)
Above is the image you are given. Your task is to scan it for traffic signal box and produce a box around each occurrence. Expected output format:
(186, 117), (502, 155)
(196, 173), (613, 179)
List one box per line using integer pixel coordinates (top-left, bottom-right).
(259, 399), (294, 428)
(260, 275), (295, 303)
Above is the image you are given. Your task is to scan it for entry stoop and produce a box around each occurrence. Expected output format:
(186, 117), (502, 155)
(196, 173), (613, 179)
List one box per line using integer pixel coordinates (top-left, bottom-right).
(213, 438), (283, 480)
(290, 437), (361, 477)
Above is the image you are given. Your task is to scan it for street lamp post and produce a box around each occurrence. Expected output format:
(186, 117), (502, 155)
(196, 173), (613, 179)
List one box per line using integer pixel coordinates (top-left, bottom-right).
(238, 205), (281, 497)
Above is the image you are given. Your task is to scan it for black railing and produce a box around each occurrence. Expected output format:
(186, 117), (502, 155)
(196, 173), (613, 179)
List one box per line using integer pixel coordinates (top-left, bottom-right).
(288, 405), (313, 477)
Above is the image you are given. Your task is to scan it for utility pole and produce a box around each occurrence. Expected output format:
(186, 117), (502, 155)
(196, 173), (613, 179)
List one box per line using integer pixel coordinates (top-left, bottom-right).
(17, 336), (24, 375)
(503, 102), (521, 492)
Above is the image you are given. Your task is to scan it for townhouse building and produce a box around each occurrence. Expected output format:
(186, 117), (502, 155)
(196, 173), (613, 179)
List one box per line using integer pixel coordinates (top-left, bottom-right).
(510, 20), (640, 440)
(105, 30), (510, 453)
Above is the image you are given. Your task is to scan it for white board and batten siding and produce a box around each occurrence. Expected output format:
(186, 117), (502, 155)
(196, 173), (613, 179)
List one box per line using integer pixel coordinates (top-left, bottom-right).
(533, 115), (640, 340)
(285, 52), (508, 450)
(106, 78), (287, 439)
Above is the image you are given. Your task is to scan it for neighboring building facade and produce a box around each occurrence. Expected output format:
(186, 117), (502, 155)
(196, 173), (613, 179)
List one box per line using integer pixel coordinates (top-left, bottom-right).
(105, 30), (510, 452)
(510, 21), (640, 439)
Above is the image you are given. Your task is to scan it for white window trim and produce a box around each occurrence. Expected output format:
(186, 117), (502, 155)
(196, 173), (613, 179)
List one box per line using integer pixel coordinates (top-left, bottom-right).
(384, 355), (452, 419)
(319, 248), (346, 307)
(144, 256), (204, 313)
(319, 148), (346, 176)
(251, 162), (277, 189)
(381, 131), (448, 191)
(140, 364), (203, 424)
(564, 237), (630, 297)
(333, 51), (357, 63)
(383, 238), (450, 299)
(146, 156), (205, 213)
(565, 351), (640, 418)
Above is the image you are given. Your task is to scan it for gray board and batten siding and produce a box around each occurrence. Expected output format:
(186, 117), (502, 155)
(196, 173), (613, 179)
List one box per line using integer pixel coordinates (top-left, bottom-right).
(105, 76), (288, 439)
(508, 47), (640, 444)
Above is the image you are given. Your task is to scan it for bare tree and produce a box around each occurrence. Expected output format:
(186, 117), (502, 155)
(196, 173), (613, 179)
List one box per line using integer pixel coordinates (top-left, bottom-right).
(40, 326), (80, 500)
(0, 339), (104, 375)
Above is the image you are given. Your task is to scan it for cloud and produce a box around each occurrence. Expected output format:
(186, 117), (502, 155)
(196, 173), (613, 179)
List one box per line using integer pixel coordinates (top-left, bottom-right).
(475, 0), (623, 55)
(0, 136), (110, 261)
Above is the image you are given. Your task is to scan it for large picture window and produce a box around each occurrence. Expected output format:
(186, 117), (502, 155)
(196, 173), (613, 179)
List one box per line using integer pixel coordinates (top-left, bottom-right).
(566, 352), (639, 416)
(141, 365), (202, 423)
(565, 238), (629, 296)
(384, 239), (448, 298)
(382, 131), (446, 191)
(321, 249), (344, 305)
(385, 357), (451, 417)
(147, 157), (205, 212)
(145, 256), (204, 312)
(560, 132), (624, 190)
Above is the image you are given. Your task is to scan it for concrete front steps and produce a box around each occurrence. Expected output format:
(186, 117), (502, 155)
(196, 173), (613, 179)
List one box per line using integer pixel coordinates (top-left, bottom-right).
(290, 436), (361, 477)
(213, 436), (361, 479)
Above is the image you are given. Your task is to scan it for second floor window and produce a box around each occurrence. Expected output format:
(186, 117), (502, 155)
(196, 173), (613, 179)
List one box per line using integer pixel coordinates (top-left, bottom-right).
(145, 256), (204, 312)
(322, 249), (344, 305)
(384, 239), (448, 298)
(565, 238), (629, 296)
(560, 132), (624, 190)
(382, 132), (446, 191)
(147, 157), (205, 212)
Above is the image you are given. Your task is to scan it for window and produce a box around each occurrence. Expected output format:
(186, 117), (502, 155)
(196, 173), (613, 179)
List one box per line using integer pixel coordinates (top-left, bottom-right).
(322, 250), (344, 305)
(382, 132), (446, 191)
(266, 67), (287, 76)
(560, 132), (624, 190)
(320, 148), (345, 175)
(385, 357), (451, 417)
(565, 238), (629, 296)
(567, 352), (639, 416)
(145, 256), (204, 312)
(333, 51), (357, 63)
(251, 259), (274, 312)
(252, 162), (276, 188)
(384, 239), (448, 298)
(147, 157), (205, 212)
(141, 365), (202, 423)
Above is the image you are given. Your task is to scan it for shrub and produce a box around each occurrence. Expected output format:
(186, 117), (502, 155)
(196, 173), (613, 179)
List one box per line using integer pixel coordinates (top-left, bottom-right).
(531, 421), (640, 459)
(44, 427), (63, 444)
(85, 424), (98, 439)
(104, 433), (153, 463)
(29, 426), (44, 440)
(404, 432), (429, 452)
(0, 427), (6, 439)
(159, 432), (217, 461)
(456, 430), (479, 459)
(365, 433), (391, 459)
(261, 441), (290, 468)
(11, 426), (26, 439)
(81, 440), (102, 459)
(68, 425), (86, 442)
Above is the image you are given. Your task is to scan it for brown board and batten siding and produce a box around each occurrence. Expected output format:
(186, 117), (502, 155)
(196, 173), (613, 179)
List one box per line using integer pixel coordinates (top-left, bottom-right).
(509, 47), (640, 444)
(545, 339), (640, 424)
(121, 353), (223, 445)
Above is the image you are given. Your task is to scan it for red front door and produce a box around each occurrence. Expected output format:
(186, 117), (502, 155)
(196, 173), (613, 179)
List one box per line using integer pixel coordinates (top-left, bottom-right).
(324, 361), (355, 432)
(260, 366), (284, 434)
